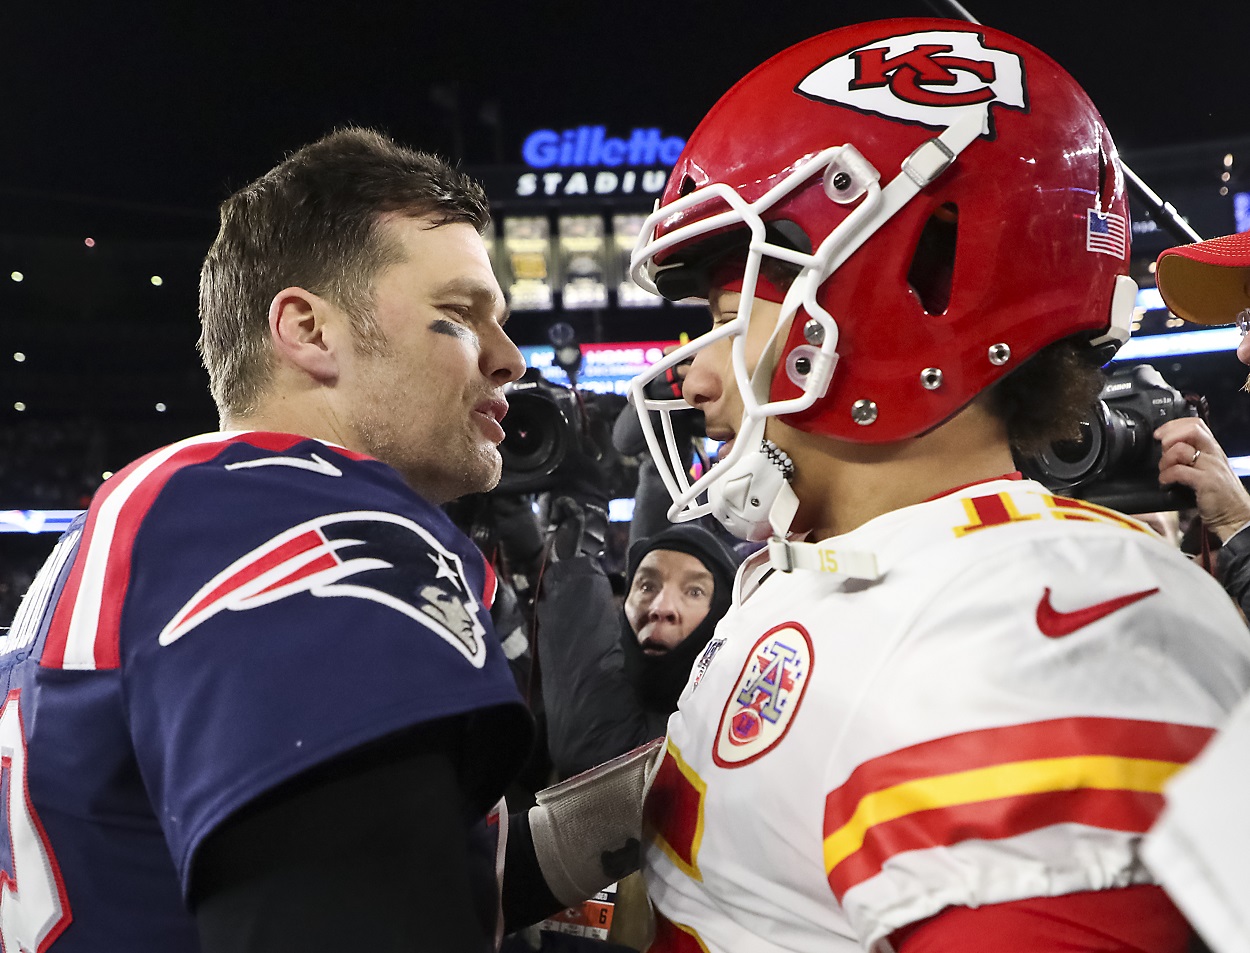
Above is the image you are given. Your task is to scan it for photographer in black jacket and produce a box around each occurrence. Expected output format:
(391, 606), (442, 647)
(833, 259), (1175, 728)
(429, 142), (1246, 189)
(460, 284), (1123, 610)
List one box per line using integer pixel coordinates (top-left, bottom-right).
(538, 523), (738, 779)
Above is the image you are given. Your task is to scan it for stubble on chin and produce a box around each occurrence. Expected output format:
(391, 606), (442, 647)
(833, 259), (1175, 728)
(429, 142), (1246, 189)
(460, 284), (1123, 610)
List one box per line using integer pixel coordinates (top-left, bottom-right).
(408, 441), (503, 504)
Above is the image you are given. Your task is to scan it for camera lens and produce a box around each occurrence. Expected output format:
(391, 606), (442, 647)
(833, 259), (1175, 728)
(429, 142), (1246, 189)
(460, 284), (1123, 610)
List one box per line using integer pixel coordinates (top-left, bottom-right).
(499, 397), (567, 474)
(1028, 404), (1107, 485)
(1050, 419), (1096, 466)
(1100, 406), (1152, 476)
(495, 388), (574, 495)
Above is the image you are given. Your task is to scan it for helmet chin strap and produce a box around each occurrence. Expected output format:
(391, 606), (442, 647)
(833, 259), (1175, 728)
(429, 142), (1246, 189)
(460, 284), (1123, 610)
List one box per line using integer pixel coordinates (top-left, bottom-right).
(706, 416), (800, 542)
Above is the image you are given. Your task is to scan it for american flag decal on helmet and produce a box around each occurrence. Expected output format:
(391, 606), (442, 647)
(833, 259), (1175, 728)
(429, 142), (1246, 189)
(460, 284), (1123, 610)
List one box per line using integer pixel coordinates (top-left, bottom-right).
(1086, 208), (1127, 259)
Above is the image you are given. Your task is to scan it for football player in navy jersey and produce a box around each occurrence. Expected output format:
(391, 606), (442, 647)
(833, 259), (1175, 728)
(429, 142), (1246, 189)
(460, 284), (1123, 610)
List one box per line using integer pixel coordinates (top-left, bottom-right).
(1, 127), (651, 953)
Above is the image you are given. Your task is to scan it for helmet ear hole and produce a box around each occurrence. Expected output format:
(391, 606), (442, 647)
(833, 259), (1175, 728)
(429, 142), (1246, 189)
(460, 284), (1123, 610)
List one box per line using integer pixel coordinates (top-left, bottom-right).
(678, 175), (698, 197)
(906, 204), (959, 315)
(1096, 142), (1114, 213)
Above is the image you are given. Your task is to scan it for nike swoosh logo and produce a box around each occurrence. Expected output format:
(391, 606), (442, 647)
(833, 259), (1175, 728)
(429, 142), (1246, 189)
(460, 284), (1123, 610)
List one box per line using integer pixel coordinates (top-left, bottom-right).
(225, 453), (343, 477)
(1036, 586), (1159, 638)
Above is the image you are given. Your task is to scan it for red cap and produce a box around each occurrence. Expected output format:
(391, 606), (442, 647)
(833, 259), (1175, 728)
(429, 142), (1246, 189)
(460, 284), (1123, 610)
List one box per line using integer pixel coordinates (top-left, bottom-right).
(1155, 231), (1250, 326)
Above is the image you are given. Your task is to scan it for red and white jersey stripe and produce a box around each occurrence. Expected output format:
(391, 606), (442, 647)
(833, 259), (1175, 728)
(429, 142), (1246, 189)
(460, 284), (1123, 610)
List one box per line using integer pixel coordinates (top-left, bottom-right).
(42, 432), (314, 671)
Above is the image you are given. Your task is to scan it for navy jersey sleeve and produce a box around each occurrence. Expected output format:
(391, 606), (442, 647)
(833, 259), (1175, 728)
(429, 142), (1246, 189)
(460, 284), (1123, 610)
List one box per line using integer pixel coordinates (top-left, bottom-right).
(50, 435), (531, 895)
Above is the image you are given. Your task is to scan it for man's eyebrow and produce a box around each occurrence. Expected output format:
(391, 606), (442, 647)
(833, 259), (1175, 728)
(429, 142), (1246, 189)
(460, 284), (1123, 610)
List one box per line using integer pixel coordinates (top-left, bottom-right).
(431, 277), (506, 320)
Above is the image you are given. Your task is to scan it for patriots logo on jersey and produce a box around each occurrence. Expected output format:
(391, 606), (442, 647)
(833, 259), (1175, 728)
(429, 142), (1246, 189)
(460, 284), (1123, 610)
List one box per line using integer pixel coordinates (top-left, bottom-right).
(158, 510), (490, 667)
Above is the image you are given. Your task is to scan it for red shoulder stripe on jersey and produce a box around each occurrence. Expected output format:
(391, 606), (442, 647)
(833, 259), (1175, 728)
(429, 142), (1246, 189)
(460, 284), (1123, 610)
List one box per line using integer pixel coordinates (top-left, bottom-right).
(821, 718), (1213, 898)
(42, 457), (142, 669)
(827, 786), (1162, 899)
(889, 885), (1188, 953)
(824, 717), (1211, 833)
(42, 433), (307, 670)
(480, 552), (497, 611)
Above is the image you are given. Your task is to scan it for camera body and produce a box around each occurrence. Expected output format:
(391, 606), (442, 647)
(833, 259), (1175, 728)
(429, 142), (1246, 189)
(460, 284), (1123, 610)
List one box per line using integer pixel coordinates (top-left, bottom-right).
(497, 367), (626, 495)
(1019, 363), (1198, 514)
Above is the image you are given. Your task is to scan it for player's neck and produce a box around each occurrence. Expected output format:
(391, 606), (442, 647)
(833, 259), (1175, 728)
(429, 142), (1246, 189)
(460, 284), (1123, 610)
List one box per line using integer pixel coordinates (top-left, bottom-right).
(781, 402), (1016, 541)
(221, 385), (356, 451)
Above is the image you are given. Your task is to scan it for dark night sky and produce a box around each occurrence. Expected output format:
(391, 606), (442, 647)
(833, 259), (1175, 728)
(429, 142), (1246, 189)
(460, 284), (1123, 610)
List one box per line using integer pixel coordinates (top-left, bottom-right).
(2, 0), (1246, 233)
(0, 0), (1247, 451)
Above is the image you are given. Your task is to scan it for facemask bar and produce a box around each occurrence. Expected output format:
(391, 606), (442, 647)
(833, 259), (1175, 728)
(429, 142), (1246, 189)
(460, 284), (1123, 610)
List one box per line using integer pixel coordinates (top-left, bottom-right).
(627, 145), (876, 520)
(628, 108), (989, 528)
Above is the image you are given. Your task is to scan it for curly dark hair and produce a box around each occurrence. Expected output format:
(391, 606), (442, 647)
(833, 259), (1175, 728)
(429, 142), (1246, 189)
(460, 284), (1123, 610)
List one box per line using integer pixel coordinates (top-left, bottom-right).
(985, 336), (1108, 454)
(198, 126), (489, 419)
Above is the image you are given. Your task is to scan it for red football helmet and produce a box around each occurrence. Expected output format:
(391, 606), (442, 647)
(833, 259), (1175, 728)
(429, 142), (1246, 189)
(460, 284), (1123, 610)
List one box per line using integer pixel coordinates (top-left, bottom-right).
(628, 18), (1136, 539)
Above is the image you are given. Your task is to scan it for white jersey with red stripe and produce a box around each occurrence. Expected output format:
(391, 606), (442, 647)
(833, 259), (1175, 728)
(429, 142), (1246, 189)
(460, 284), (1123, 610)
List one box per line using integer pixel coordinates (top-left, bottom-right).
(0, 431), (529, 950)
(641, 477), (1250, 952)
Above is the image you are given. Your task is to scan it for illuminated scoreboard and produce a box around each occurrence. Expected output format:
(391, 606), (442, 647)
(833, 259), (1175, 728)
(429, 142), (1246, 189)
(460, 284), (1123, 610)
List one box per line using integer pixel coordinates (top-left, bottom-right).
(517, 339), (680, 394)
(470, 125), (696, 315)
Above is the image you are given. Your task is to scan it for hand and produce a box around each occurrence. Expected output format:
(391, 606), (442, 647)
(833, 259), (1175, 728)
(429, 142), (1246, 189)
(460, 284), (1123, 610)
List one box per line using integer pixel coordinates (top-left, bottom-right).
(1156, 418), (1250, 543)
(547, 495), (607, 561)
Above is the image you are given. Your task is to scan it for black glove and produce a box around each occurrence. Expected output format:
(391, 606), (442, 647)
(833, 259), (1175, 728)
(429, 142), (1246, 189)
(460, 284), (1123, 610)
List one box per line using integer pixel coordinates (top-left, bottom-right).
(547, 495), (608, 562)
(487, 494), (545, 584)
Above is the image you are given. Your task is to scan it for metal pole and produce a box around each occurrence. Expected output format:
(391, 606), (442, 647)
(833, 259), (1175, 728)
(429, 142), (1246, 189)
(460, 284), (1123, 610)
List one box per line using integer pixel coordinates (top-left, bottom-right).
(920, 0), (1204, 244)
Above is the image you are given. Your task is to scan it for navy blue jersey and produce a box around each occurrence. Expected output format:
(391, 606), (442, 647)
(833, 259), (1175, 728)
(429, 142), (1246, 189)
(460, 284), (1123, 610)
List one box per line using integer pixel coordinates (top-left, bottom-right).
(0, 431), (531, 950)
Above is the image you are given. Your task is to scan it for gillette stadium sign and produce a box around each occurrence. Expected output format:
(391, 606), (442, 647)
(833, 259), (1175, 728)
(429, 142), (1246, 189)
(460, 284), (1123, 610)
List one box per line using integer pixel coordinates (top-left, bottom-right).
(506, 125), (686, 199)
(522, 126), (685, 168)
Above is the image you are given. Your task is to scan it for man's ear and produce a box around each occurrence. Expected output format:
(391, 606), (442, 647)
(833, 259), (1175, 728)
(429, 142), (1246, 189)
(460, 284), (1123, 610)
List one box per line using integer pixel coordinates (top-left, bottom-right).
(268, 286), (340, 382)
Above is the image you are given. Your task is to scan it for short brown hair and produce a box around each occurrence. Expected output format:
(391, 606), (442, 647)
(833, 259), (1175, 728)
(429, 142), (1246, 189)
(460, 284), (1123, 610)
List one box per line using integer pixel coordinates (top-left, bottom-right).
(198, 126), (490, 418)
(986, 336), (1108, 454)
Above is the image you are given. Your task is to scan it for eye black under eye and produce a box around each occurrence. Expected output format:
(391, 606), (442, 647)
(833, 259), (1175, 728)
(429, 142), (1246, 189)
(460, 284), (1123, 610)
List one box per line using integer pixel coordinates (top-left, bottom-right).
(430, 318), (469, 338)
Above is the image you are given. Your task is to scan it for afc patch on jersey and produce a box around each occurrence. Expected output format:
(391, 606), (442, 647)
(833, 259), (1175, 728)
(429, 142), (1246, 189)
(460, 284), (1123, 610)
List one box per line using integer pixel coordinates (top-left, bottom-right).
(158, 510), (490, 667)
(797, 28), (1027, 138)
(714, 622), (813, 767)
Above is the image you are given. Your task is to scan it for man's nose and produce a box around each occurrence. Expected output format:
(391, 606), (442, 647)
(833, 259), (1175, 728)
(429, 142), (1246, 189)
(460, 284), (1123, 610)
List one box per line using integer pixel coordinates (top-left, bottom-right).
(482, 324), (526, 385)
(681, 351), (722, 410)
(648, 588), (680, 621)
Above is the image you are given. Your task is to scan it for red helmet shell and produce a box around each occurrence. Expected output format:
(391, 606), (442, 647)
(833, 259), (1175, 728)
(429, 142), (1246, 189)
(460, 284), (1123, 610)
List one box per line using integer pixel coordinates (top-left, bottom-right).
(653, 18), (1129, 443)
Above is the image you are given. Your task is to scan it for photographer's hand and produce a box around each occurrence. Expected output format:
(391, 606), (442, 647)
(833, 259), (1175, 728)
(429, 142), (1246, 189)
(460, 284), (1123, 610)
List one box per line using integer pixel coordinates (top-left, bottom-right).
(1157, 418), (1250, 543)
(547, 494), (607, 561)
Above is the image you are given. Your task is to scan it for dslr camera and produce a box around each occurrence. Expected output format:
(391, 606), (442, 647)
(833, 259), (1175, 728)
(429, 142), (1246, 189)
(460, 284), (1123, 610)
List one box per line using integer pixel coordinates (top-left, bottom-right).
(497, 367), (624, 495)
(1019, 363), (1199, 514)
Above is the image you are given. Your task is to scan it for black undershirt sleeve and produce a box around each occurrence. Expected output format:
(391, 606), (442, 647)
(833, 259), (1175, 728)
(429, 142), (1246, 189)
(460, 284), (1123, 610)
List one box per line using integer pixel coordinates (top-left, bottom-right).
(502, 807), (565, 932)
(191, 724), (495, 953)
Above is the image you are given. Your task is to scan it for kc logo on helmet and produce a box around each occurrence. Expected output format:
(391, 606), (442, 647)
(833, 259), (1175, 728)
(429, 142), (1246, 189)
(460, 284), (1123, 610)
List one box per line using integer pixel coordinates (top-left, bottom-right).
(797, 29), (1027, 137)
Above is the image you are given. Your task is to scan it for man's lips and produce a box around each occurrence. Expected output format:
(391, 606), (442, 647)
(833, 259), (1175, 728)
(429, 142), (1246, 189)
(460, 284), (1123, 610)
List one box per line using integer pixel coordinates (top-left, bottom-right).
(640, 636), (672, 657)
(705, 429), (736, 461)
(474, 398), (509, 443)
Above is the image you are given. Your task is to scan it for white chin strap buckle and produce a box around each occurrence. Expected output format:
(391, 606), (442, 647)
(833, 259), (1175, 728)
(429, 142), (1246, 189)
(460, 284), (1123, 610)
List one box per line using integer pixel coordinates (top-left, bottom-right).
(767, 538), (881, 580)
(709, 440), (799, 542)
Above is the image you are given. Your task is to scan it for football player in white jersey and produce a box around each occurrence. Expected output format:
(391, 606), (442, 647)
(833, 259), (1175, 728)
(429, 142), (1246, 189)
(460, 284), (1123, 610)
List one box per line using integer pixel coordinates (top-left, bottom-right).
(625, 18), (1250, 953)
